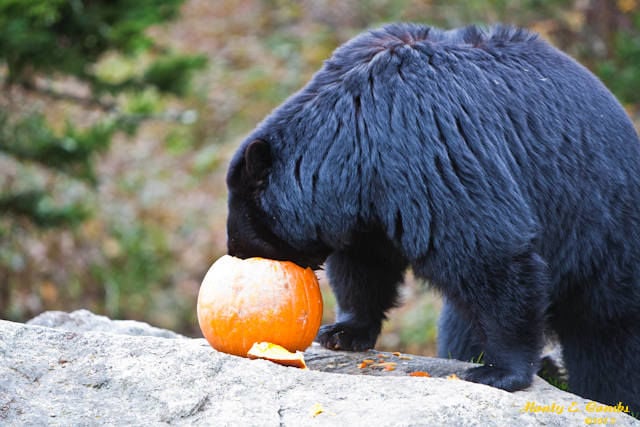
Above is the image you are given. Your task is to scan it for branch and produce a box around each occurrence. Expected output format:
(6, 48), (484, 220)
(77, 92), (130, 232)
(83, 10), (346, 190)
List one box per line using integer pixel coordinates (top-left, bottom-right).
(116, 109), (199, 126)
(18, 80), (119, 112)
(16, 81), (198, 125)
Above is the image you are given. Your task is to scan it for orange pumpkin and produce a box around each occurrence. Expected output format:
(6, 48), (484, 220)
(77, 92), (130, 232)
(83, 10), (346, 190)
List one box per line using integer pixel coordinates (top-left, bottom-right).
(197, 255), (323, 357)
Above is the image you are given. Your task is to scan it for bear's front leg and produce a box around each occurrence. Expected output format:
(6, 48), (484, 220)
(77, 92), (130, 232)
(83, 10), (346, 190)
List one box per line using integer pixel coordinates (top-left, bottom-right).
(453, 251), (549, 392)
(316, 232), (407, 351)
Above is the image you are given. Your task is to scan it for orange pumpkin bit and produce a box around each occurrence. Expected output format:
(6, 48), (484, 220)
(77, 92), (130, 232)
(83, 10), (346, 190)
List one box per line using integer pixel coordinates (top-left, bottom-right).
(247, 342), (307, 369)
(409, 371), (431, 377)
(357, 359), (375, 369)
(371, 361), (397, 371)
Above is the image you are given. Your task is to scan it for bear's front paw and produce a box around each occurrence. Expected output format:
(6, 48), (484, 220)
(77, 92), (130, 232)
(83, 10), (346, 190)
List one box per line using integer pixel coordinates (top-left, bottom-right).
(462, 365), (534, 392)
(316, 322), (377, 351)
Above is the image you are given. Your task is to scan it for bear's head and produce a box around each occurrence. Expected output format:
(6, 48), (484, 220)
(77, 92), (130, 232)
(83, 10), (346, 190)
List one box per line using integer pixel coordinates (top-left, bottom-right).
(225, 24), (430, 269)
(226, 138), (331, 269)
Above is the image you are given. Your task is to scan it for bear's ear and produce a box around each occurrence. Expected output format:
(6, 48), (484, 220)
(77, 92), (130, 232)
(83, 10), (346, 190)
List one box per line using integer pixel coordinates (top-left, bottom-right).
(244, 139), (272, 183)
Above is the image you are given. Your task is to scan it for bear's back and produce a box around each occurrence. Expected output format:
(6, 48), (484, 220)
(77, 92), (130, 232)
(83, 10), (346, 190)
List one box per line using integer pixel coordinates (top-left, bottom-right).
(254, 23), (640, 284)
(318, 23), (640, 280)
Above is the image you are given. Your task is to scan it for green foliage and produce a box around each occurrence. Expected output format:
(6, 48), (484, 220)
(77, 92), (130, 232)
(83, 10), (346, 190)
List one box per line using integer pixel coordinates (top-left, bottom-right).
(469, 352), (485, 365)
(0, 0), (184, 85)
(144, 54), (208, 96)
(91, 221), (172, 318)
(395, 296), (439, 349)
(0, 0), (207, 326)
(0, 0), (206, 227)
(0, 190), (91, 228)
(598, 26), (640, 104)
(538, 362), (570, 392)
(0, 111), (116, 183)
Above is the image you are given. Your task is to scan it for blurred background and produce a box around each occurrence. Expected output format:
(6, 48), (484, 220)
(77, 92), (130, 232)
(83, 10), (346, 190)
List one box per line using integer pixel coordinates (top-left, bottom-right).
(1, 0), (639, 356)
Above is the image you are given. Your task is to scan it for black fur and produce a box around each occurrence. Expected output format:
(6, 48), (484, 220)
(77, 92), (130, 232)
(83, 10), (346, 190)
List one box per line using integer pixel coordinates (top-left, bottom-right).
(226, 23), (640, 411)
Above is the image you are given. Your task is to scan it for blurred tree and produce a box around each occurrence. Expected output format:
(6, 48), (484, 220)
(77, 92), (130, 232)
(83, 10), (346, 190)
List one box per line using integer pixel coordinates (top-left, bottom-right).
(0, 0), (206, 315)
(1, 0), (638, 340)
(584, 0), (640, 105)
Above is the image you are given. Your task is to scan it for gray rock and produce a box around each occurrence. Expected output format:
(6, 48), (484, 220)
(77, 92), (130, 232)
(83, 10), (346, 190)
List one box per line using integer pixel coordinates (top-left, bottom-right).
(27, 309), (185, 339)
(1, 311), (637, 426)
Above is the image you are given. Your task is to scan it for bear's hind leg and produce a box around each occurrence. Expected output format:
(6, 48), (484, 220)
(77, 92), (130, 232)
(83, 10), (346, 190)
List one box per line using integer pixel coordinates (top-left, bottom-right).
(317, 230), (407, 351)
(437, 298), (485, 363)
(441, 251), (549, 392)
(554, 305), (640, 415)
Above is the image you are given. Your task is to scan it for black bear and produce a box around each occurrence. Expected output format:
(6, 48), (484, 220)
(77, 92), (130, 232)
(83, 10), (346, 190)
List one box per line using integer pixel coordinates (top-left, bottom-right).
(225, 23), (640, 412)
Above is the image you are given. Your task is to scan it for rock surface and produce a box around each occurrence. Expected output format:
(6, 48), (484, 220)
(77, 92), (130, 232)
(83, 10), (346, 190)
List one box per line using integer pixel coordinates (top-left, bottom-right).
(1, 310), (637, 426)
(27, 309), (185, 339)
